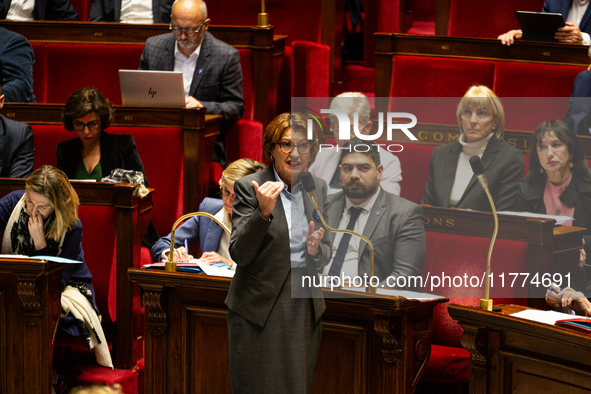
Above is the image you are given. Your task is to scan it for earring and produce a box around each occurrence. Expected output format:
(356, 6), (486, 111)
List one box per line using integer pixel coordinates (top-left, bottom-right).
(569, 161), (574, 168)
(540, 167), (545, 174)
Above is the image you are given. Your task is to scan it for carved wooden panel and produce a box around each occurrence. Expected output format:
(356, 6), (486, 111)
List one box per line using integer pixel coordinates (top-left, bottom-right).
(313, 321), (366, 394)
(184, 306), (231, 394)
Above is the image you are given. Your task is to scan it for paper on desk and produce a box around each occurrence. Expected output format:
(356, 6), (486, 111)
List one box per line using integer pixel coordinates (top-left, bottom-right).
(510, 309), (575, 325)
(340, 286), (446, 300)
(0, 254), (82, 264)
(497, 211), (574, 225)
(197, 261), (235, 278)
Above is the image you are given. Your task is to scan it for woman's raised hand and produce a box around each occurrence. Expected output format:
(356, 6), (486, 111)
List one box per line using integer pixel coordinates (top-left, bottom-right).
(252, 180), (284, 220)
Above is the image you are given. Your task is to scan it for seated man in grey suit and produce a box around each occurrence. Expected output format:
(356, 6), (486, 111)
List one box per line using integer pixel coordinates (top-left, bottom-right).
(0, 87), (35, 178)
(139, 0), (244, 162)
(322, 138), (425, 289)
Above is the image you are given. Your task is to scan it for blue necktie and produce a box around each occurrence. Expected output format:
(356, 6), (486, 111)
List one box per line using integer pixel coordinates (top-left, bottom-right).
(328, 207), (363, 276)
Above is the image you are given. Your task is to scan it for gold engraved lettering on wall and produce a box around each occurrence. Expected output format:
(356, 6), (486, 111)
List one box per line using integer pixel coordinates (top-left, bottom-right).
(424, 217), (455, 227)
(418, 131), (428, 141)
(507, 138), (517, 147)
(124, 116), (133, 121)
(5, 113), (15, 118)
(448, 134), (459, 141)
(542, 52), (550, 57)
(94, 32), (104, 37)
(442, 46), (450, 50)
(433, 133), (443, 142)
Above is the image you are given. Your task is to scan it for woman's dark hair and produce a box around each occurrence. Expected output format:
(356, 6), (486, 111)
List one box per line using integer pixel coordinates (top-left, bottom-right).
(62, 87), (114, 131)
(526, 120), (591, 182)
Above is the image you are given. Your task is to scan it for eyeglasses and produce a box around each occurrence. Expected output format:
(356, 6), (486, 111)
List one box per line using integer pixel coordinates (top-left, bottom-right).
(278, 141), (312, 155)
(73, 120), (100, 132)
(169, 20), (206, 37)
(221, 187), (236, 199)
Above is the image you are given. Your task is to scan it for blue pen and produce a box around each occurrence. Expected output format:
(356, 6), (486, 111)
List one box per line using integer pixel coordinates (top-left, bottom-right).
(184, 239), (188, 252)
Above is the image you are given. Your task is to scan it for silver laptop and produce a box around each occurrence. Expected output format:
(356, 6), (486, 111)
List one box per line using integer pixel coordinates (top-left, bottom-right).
(119, 70), (186, 107)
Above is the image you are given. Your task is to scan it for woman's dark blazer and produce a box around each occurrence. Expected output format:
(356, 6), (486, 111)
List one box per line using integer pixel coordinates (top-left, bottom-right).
(563, 70), (591, 136)
(517, 173), (591, 256)
(226, 166), (331, 328)
(56, 130), (159, 247)
(422, 138), (524, 212)
(56, 130), (148, 185)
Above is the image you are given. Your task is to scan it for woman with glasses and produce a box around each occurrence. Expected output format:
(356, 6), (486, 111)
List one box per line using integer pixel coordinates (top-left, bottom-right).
(56, 87), (159, 247)
(150, 158), (266, 266)
(226, 112), (330, 394)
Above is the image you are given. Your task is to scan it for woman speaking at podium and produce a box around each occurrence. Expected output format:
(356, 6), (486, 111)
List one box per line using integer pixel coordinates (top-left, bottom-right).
(226, 113), (331, 394)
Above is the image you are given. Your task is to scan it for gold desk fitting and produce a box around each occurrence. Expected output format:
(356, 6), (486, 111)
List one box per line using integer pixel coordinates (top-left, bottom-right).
(166, 212), (231, 273)
(258, 0), (269, 27)
(477, 173), (498, 311)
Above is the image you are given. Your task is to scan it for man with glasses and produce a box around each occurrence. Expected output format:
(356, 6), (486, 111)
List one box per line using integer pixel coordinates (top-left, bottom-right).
(309, 92), (402, 195)
(139, 0), (244, 163)
(0, 86), (35, 178)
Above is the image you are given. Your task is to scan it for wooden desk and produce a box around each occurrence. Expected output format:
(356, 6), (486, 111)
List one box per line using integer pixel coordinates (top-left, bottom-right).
(448, 303), (591, 393)
(0, 258), (62, 394)
(423, 206), (586, 303)
(128, 269), (447, 394)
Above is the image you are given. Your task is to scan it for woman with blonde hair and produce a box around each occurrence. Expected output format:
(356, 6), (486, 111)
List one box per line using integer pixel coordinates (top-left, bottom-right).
(422, 85), (524, 211)
(0, 165), (108, 366)
(150, 158), (267, 266)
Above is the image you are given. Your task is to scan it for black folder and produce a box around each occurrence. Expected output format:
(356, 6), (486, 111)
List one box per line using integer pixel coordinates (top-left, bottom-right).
(516, 11), (565, 42)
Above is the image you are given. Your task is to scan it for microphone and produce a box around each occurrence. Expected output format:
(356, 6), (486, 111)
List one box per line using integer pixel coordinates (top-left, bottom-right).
(469, 156), (498, 312)
(300, 171), (319, 209)
(300, 172), (377, 293)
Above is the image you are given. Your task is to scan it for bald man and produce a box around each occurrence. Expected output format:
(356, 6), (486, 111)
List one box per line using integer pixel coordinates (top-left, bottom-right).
(139, 0), (244, 161)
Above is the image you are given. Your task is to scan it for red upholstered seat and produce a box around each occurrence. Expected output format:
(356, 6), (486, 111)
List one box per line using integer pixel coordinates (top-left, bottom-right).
(106, 127), (184, 236)
(44, 43), (144, 104)
(207, 0), (322, 45)
(30, 125), (72, 169)
(421, 232), (529, 383)
(493, 62), (583, 131)
(390, 143), (435, 204)
(291, 41), (330, 99)
(69, 0), (91, 20)
(64, 365), (138, 394)
(448, 0), (543, 38)
(31, 43), (47, 103)
(388, 56), (495, 125)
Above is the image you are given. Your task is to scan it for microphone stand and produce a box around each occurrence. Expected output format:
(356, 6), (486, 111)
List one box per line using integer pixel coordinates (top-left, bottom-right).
(166, 212), (231, 273)
(476, 173), (498, 311)
(307, 193), (377, 293)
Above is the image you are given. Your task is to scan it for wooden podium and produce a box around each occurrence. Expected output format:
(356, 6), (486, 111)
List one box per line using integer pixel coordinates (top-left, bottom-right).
(128, 269), (447, 394)
(0, 258), (62, 394)
(448, 304), (591, 393)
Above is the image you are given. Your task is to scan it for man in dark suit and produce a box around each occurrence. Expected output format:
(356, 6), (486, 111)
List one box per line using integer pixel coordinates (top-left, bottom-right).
(323, 138), (425, 289)
(0, 87), (35, 178)
(0, 28), (35, 103)
(0, 0), (78, 20)
(89, 0), (173, 23)
(139, 0), (244, 133)
(498, 0), (591, 45)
